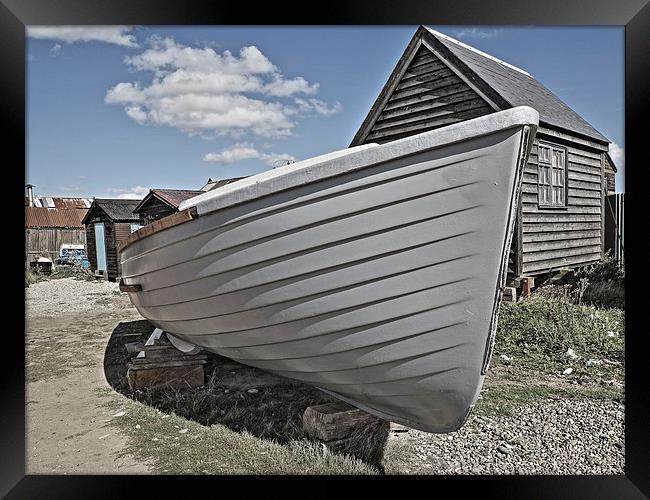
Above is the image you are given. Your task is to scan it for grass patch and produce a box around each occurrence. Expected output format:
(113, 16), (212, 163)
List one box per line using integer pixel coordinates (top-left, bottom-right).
(47, 265), (97, 281)
(555, 253), (625, 310)
(495, 292), (624, 381)
(126, 370), (333, 443)
(474, 382), (624, 417)
(26, 264), (97, 285)
(25, 269), (47, 286)
(97, 389), (376, 475)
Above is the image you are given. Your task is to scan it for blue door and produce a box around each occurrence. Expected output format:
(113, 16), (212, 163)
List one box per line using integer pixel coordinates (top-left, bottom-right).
(94, 223), (107, 272)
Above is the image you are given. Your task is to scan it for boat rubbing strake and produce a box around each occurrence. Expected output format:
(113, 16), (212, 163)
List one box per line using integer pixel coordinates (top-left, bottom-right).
(119, 107), (538, 433)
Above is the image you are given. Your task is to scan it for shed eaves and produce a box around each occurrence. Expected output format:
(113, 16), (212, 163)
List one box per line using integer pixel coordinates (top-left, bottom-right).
(91, 198), (140, 222)
(151, 189), (203, 209)
(424, 27), (609, 144)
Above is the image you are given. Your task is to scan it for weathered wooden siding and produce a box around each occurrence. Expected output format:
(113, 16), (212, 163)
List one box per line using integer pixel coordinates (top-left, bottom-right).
(85, 225), (97, 272)
(102, 222), (132, 281)
(137, 197), (176, 226)
(360, 47), (494, 144)
(25, 228), (86, 264)
(84, 217), (121, 281)
(518, 135), (604, 275)
(604, 159), (616, 194)
(604, 193), (624, 266)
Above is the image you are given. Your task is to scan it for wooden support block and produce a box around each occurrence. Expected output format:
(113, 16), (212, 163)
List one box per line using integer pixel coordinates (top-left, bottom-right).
(128, 356), (207, 369)
(521, 276), (535, 299)
(127, 364), (204, 390)
(303, 402), (385, 442)
(119, 278), (142, 293)
(502, 286), (517, 302)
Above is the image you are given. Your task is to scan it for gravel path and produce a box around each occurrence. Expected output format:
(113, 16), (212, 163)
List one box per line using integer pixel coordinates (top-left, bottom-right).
(386, 399), (624, 474)
(26, 278), (133, 318)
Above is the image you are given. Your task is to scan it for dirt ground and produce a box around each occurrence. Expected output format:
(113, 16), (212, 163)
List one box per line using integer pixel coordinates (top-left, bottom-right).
(26, 279), (152, 474)
(25, 276), (624, 475)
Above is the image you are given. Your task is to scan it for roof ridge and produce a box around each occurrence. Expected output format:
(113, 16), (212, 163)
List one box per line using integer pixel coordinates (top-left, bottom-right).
(425, 27), (532, 78)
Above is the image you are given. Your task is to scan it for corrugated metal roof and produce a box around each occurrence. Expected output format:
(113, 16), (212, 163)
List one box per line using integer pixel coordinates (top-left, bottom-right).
(424, 27), (609, 144)
(25, 196), (93, 209)
(25, 207), (88, 229)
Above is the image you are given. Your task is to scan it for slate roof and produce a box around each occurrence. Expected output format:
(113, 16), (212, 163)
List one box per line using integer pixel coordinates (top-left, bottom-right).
(25, 207), (88, 229)
(424, 27), (609, 144)
(154, 189), (203, 208)
(82, 198), (140, 224)
(133, 189), (203, 214)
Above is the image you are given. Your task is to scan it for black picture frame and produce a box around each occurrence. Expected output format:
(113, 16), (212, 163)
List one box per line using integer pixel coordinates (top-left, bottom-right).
(4, 0), (647, 497)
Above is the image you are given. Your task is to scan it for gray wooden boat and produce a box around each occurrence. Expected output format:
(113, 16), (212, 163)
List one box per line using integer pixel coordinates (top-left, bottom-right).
(118, 106), (538, 433)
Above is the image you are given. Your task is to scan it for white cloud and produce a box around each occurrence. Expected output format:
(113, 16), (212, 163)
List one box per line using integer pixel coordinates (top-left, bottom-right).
(454, 28), (502, 40)
(106, 186), (149, 199)
(292, 98), (342, 116)
(27, 26), (138, 47)
(609, 142), (624, 170)
(264, 75), (319, 97)
(204, 143), (295, 167)
(105, 37), (339, 138)
(59, 184), (80, 192)
(50, 43), (62, 57)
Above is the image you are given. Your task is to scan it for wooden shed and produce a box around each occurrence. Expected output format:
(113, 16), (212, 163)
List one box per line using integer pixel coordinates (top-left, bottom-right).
(82, 198), (141, 281)
(133, 189), (203, 226)
(25, 206), (88, 267)
(351, 26), (614, 281)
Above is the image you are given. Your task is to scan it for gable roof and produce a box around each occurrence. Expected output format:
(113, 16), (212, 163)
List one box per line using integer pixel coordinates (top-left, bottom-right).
(25, 207), (88, 229)
(133, 189), (203, 214)
(200, 177), (248, 192)
(352, 26), (609, 147)
(82, 198), (140, 224)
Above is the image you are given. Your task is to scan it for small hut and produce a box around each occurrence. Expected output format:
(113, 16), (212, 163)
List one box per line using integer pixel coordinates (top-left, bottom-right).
(351, 26), (615, 282)
(82, 198), (141, 281)
(132, 188), (203, 226)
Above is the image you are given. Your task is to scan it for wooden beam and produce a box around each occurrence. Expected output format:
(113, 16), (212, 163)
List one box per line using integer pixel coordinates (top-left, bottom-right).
(117, 206), (198, 254)
(118, 278), (142, 293)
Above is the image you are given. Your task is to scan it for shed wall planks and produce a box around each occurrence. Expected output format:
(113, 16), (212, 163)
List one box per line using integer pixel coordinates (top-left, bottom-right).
(518, 134), (604, 275)
(25, 228), (87, 264)
(353, 43), (607, 278)
(361, 47), (495, 144)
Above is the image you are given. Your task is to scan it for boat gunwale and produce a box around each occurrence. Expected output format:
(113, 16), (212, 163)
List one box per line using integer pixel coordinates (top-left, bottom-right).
(117, 106), (539, 254)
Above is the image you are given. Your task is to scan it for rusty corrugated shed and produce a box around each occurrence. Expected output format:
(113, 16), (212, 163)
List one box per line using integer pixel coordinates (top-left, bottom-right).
(25, 196), (93, 209)
(25, 207), (88, 229)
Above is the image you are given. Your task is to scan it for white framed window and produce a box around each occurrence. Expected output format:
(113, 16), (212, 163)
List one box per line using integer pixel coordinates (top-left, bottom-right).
(538, 142), (567, 208)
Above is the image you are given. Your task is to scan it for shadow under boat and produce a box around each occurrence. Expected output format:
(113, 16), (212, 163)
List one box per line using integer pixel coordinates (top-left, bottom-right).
(103, 319), (390, 471)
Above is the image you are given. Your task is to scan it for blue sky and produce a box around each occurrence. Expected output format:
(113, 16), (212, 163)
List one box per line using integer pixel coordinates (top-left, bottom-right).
(26, 26), (625, 198)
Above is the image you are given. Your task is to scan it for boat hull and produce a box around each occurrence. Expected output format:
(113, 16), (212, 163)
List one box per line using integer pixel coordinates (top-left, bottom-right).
(120, 108), (537, 432)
